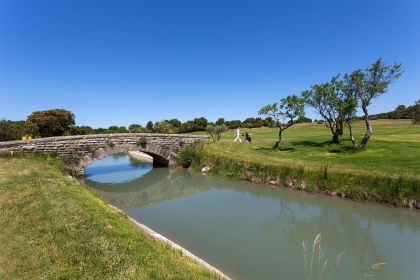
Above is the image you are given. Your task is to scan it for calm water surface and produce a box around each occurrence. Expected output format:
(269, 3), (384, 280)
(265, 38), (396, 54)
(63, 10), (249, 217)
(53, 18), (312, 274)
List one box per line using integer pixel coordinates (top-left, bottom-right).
(84, 154), (420, 280)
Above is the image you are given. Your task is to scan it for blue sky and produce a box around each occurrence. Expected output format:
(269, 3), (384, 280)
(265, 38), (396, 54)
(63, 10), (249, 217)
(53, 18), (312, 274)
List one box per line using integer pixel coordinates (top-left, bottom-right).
(1, 0), (419, 127)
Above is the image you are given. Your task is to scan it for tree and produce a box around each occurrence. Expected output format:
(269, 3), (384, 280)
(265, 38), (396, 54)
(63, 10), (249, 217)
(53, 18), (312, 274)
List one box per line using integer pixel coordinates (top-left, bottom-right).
(206, 124), (228, 142)
(343, 58), (402, 149)
(154, 121), (176, 134)
(146, 121), (154, 132)
(216, 118), (225, 126)
(129, 124), (146, 133)
(108, 126), (128, 133)
(193, 117), (208, 131)
(296, 117), (313, 123)
(70, 125), (94, 135)
(302, 76), (356, 143)
(414, 100), (420, 125)
(180, 120), (195, 133)
(225, 120), (242, 129)
(94, 127), (109, 134)
(258, 95), (305, 149)
(242, 118), (256, 128)
(242, 117), (263, 128)
(168, 119), (182, 128)
(0, 120), (38, 141)
(263, 117), (275, 127)
(27, 109), (75, 137)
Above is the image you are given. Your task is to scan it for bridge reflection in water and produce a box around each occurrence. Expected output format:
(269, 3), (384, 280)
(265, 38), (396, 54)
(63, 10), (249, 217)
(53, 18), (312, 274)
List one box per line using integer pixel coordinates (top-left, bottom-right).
(84, 153), (420, 280)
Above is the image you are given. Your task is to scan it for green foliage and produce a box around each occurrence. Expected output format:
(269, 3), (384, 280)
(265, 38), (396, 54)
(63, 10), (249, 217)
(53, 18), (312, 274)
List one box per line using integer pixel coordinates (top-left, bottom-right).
(154, 121), (177, 133)
(168, 118), (182, 128)
(27, 109), (75, 137)
(146, 121), (154, 132)
(343, 58), (402, 148)
(180, 120), (195, 133)
(302, 76), (356, 143)
(215, 118), (225, 125)
(193, 117), (208, 131)
(242, 117), (264, 128)
(136, 136), (147, 146)
(263, 117), (275, 127)
(128, 123), (146, 133)
(414, 100), (420, 124)
(70, 125), (94, 135)
(344, 58), (402, 111)
(259, 94), (305, 147)
(364, 100), (419, 121)
(178, 145), (196, 168)
(225, 119), (242, 129)
(107, 125), (128, 133)
(0, 120), (39, 141)
(206, 124), (228, 142)
(86, 145), (97, 154)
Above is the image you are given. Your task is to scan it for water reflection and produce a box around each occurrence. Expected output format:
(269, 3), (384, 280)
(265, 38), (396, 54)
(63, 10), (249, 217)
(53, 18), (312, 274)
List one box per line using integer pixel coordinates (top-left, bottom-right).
(85, 153), (153, 184)
(85, 154), (420, 280)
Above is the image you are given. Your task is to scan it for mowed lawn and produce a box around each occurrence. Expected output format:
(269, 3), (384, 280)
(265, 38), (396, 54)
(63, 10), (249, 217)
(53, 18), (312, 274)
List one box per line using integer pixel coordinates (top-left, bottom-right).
(201, 119), (420, 178)
(0, 157), (222, 280)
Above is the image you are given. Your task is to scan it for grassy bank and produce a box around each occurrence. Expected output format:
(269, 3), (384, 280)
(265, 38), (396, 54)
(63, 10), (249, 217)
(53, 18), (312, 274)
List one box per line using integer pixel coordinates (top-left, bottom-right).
(0, 156), (222, 279)
(193, 119), (420, 208)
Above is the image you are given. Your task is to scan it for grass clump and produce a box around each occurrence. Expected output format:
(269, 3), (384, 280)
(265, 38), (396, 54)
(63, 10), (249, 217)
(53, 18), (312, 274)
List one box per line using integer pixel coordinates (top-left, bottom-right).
(303, 233), (387, 280)
(136, 136), (147, 146)
(0, 156), (223, 279)
(178, 145), (197, 168)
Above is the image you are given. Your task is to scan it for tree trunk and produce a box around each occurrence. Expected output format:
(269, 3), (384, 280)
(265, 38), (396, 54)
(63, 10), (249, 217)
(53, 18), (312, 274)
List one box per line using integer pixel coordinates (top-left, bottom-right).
(332, 131), (340, 144)
(347, 122), (357, 148)
(332, 122), (340, 144)
(356, 107), (373, 149)
(272, 129), (283, 150)
(339, 120), (344, 136)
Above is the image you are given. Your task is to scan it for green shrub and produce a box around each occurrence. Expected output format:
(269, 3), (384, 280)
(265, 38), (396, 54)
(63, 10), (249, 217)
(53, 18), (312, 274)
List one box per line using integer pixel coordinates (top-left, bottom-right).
(206, 125), (228, 142)
(86, 146), (97, 154)
(136, 137), (147, 146)
(178, 146), (196, 168)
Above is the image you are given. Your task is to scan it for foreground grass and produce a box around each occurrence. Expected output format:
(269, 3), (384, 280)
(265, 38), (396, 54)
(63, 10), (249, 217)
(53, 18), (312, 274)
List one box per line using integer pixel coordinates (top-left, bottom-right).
(194, 120), (420, 206)
(0, 156), (222, 279)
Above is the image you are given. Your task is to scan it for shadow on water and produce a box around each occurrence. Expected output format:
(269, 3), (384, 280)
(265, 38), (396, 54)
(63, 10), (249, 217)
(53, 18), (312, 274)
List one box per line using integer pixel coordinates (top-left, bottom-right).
(84, 154), (420, 280)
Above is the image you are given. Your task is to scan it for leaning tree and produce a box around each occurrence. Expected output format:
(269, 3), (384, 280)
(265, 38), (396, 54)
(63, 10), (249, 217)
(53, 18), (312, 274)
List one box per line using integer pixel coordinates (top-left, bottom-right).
(258, 95), (305, 149)
(343, 58), (402, 149)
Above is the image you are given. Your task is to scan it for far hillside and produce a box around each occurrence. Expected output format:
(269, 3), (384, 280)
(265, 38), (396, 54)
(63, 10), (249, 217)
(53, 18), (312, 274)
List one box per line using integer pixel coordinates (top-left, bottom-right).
(362, 100), (420, 120)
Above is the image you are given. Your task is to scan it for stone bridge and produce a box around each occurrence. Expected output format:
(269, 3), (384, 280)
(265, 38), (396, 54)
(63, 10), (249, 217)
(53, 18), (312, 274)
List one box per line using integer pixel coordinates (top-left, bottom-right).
(0, 133), (209, 176)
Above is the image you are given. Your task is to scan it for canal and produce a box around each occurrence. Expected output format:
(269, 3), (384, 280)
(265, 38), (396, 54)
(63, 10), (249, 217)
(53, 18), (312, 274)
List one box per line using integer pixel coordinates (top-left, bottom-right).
(84, 153), (420, 280)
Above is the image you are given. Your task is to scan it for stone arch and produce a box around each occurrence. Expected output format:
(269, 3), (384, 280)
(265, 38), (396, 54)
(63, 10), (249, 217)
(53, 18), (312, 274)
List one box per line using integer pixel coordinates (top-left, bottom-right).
(74, 143), (175, 176)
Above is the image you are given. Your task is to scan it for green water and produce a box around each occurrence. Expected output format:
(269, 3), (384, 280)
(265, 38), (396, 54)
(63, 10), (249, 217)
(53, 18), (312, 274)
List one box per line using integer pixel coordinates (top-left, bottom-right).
(84, 154), (420, 280)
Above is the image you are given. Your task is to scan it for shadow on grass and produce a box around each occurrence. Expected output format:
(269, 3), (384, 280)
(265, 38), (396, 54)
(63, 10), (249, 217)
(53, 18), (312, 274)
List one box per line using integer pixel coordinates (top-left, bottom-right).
(291, 140), (332, 147)
(328, 146), (354, 153)
(255, 147), (295, 152)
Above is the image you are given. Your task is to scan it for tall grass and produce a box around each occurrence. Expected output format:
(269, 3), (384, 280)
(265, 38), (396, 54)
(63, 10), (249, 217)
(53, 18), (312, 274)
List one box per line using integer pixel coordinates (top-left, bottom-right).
(303, 233), (386, 280)
(191, 146), (420, 208)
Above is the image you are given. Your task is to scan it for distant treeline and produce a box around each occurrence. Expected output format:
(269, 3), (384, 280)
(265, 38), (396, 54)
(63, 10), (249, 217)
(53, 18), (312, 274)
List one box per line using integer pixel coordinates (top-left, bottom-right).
(1, 101), (419, 142)
(359, 102), (420, 120)
(0, 109), (313, 142)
